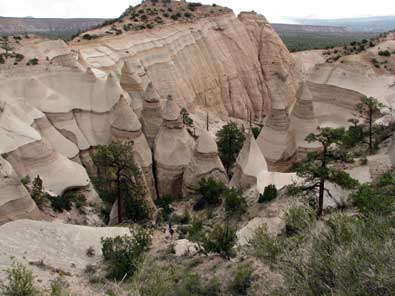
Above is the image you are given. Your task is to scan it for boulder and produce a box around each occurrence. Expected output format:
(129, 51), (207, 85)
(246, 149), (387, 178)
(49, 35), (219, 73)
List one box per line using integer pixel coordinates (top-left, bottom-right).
(142, 83), (163, 148)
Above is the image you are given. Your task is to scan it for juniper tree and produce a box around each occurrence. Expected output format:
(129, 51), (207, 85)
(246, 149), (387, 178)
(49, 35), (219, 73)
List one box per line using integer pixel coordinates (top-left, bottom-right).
(92, 141), (151, 224)
(293, 128), (358, 217)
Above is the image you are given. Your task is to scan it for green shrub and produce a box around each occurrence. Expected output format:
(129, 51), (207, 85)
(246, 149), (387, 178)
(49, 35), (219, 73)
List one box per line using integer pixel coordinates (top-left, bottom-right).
(155, 195), (174, 222)
(194, 178), (226, 210)
(201, 223), (237, 259)
(246, 226), (282, 265)
(378, 50), (391, 56)
(251, 126), (262, 139)
(49, 277), (69, 296)
(187, 217), (203, 242)
(228, 265), (253, 295)
(31, 175), (46, 209)
(86, 246), (95, 258)
(101, 227), (152, 280)
(285, 204), (315, 236)
(0, 262), (41, 296)
(258, 184), (278, 203)
(26, 58), (38, 66)
(223, 188), (247, 216)
(50, 195), (72, 213)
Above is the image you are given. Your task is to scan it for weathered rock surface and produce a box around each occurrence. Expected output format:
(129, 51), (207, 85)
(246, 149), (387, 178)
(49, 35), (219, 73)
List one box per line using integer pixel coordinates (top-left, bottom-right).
(183, 130), (228, 197)
(256, 93), (297, 171)
(0, 157), (41, 225)
(0, 220), (129, 294)
(230, 133), (268, 189)
(290, 82), (321, 158)
(154, 97), (195, 198)
(72, 11), (300, 122)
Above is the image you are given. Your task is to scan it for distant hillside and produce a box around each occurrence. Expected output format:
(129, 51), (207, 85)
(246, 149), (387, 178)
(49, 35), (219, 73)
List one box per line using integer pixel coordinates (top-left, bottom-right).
(0, 17), (105, 39)
(272, 23), (351, 33)
(292, 15), (395, 33)
(272, 23), (377, 52)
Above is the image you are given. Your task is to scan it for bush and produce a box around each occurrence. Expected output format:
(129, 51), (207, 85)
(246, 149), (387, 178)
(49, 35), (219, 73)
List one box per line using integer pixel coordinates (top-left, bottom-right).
(194, 178), (226, 209)
(187, 217), (203, 242)
(285, 204), (315, 236)
(50, 195), (72, 213)
(223, 188), (247, 217)
(201, 223), (237, 259)
(26, 58), (38, 66)
(31, 175), (46, 209)
(258, 184), (278, 203)
(101, 227), (152, 280)
(50, 277), (69, 296)
(251, 126), (262, 139)
(378, 50), (391, 56)
(228, 265), (253, 295)
(86, 246), (95, 257)
(246, 226), (282, 265)
(0, 262), (41, 296)
(155, 195), (174, 222)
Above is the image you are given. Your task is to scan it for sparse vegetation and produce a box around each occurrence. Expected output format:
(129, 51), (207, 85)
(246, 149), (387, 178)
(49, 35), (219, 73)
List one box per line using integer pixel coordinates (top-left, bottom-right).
(201, 222), (237, 259)
(194, 178), (226, 210)
(0, 262), (40, 296)
(101, 227), (152, 280)
(258, 184), (278, 203)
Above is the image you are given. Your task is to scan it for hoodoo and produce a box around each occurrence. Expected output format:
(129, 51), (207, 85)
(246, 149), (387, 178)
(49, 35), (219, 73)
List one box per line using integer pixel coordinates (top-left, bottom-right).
(142, 83), (163, 148)
(230, 133), (268, 188)
(183, 130), (228, 197)
(256, 95), (297, 172)
(154, 96), (194, 198)
(111, 95), (156, 200)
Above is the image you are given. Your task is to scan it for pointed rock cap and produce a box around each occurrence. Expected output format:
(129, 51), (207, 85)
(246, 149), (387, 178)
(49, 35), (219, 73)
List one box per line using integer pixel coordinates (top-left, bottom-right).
(196, 130), (218, 154)
(162, 95), (180, 121)
(112, 95), (142, 132)
(145, 82), (160, 103)
(236, 133), (268, 176)
(296, 81), (313, 102)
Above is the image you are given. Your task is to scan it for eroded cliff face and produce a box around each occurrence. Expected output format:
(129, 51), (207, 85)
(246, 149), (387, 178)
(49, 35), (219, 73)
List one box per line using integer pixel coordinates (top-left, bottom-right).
(72, 11), (301, 121)
(0, 5), (302, 224)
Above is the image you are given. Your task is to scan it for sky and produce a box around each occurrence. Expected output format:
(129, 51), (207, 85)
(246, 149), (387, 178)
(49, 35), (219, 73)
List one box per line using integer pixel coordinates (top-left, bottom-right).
(0, 0), (394, 23)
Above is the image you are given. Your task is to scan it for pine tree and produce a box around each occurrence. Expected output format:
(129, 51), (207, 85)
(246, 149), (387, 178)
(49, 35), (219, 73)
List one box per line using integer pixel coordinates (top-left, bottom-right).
(92, 141), (151, 224)
(293, 128), (358, 217)
(216, 122), (246, 176)
(355, 96), (384, 155)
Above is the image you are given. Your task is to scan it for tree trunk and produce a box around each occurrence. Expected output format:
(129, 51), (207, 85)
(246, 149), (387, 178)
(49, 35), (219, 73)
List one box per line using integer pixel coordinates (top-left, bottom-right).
(369, 109), (373, 155)
(318, 178), (325, 217)
(117, 173), (122, 224)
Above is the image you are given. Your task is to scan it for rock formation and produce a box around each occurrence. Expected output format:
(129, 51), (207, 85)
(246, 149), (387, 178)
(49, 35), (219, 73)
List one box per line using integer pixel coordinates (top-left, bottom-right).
(0, 156), (41, 225)
(141, 83), (163, 148)
(111, 95), (156, 200)
(256, 95), (297, 172)
(230, 133), (268, 188)
(183, 130), (228, 197)
(290, 81), (321, 158)
(154, 96), (194, 198)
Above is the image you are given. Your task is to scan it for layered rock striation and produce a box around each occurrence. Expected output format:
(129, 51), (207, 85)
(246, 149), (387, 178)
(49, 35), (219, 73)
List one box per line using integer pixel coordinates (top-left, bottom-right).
(154, 97), (195, 198)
